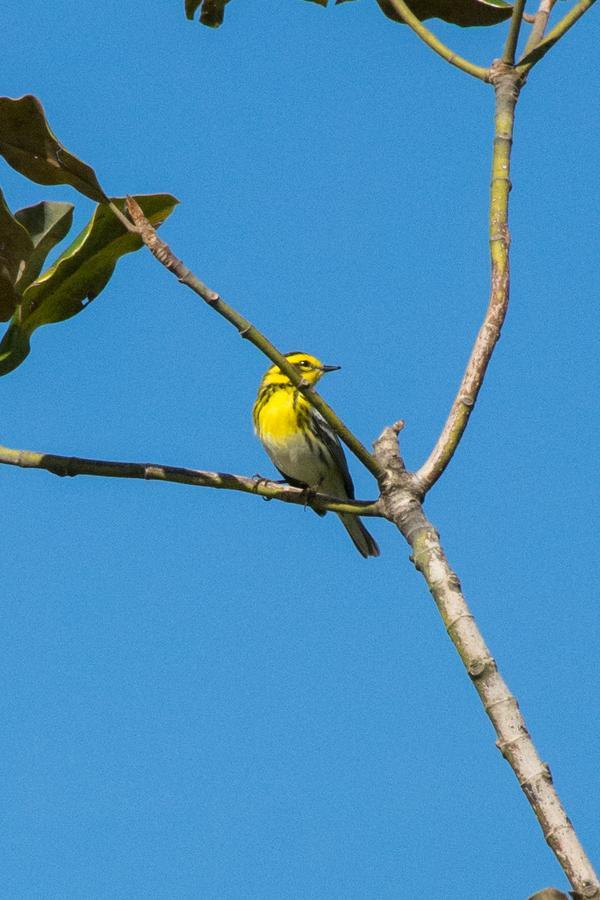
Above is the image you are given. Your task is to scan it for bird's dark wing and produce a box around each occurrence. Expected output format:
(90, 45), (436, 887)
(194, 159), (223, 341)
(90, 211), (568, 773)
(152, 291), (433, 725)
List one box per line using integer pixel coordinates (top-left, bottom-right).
(274, 465), (305, 489)
(309, 409), (355, 499)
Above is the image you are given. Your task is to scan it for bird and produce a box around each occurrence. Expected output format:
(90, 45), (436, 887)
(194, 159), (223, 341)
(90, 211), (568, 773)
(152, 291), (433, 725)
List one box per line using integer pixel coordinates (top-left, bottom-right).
(253, 351), (380, 558)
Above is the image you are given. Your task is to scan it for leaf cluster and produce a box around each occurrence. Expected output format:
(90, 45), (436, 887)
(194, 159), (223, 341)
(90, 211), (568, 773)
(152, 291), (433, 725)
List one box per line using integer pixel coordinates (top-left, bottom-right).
(0, 96), (177, 375)
(185, 0), (512, 28)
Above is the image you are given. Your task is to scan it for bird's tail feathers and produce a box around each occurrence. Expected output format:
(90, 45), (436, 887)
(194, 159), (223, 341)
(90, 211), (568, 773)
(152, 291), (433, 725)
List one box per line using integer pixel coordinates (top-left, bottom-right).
(338, 513), (380, 558)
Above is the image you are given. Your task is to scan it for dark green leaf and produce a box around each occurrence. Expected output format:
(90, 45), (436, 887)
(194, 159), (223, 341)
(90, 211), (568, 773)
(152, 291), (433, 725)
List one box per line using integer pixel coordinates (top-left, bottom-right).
(0, 321), (30, 374)
(0, 270), (20, 322)
(14, 201), (74, 291)
(0, 189), (33, 284)
(185, 0), (201, 17)
(0, 188), (33, 320)
(186, 0), (231, 26)
(0, 95), (107, 202)
(376, 0), (513, 27)
(0, 193), (178, 376)
(187, 0), (511, 27)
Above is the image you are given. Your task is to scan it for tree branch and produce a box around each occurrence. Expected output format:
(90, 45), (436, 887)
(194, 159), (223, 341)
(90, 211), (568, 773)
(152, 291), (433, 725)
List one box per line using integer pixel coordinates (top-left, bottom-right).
(522, 0), (559, 58)
(517, 0), (597, 71)
(374, 424), (600, 898)
(503, 0), (527, 65)
(380, 0), (490, 81)
(125, 197), (381, 480)
(0, 443), (381, 517)
(416, 63), (522, 494)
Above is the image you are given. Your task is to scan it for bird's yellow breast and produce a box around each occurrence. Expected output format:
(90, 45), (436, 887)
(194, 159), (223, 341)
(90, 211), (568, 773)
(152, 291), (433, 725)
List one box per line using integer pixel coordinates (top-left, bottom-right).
(255, 386), (308, 442)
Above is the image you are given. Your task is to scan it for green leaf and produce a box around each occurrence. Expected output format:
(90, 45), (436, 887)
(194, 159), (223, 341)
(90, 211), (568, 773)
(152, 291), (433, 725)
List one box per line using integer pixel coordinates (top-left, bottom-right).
(376, 0), (513, 27)
(185, 0), (201, 17)
(0, 271), (20, 323)
(185, 0), (231, 26)
(0, 188), (33, 320)
(0, 194), (74, 321)
(0, 321), (30, 373)
(0, 95), (107, 202)
(186, 0), (511, 27)
(0, 193), (178, 376)
(14, 201), (74, 291)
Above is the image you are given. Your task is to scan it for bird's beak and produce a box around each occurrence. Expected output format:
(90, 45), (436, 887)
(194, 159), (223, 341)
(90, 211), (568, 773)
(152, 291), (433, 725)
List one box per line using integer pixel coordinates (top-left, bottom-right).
(320, 364), (341, 372)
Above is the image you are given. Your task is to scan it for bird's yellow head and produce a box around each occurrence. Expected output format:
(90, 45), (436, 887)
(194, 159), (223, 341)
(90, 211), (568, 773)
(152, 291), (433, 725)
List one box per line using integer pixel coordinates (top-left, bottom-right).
(260, 352), (341, 388)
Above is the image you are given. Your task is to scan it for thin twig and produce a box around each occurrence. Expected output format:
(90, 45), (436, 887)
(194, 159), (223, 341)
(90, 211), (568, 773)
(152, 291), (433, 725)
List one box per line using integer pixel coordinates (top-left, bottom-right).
(124, 196), (381, 479)
(108, 200), (139, 233)
(374, 424), (600, 897)
(522, 0), (559, 57)
(416, 63), (522, 494)
(0, 443), (381, 517)
(381, 0), (490, 81)
(517, 0), (597, 71)
(503, 0), (527, 65)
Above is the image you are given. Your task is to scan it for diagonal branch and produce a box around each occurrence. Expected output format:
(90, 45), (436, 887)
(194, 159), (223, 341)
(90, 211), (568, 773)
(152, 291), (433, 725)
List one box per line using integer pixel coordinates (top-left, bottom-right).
(416, 63), (522, 494)
(522, 0), (559, 57)
(517, 0), (597, 71)
(125, 197), (381, 480)
(381, 0), (490, 81)
(0, 443), (382, 516)
(374, 424), (600, 898)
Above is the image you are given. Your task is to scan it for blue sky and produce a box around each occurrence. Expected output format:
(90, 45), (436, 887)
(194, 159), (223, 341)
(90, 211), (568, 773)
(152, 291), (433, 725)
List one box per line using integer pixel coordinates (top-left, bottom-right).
(1, 1), (599, 897)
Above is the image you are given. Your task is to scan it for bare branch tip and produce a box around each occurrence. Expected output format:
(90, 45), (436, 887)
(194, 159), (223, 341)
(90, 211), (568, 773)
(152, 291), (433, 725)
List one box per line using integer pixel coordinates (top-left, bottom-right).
(124, 196), (157, 241)
(125, 195), (143, 217)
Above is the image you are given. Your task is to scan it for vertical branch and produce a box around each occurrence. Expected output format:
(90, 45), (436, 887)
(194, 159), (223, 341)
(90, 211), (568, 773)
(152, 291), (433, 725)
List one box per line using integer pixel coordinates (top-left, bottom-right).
(503, 0), (527, 64)
(416, 63), (522, 493)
